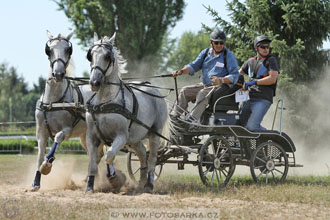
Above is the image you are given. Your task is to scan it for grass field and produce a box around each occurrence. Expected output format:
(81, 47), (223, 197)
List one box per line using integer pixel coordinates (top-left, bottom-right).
(0, 154), (330, 219)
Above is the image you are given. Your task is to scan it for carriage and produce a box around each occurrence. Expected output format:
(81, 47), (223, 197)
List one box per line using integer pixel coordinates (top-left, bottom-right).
(35, 32), (301, 193)
(126, 76), (302, 188)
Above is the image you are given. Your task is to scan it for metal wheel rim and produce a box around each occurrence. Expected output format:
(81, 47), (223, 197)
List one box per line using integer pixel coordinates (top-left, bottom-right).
(250, 141), (288, 184)
(198, 135), (235, 188)
(127, 152), (163, 184)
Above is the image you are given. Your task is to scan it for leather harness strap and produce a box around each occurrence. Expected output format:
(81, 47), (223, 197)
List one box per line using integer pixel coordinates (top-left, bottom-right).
(37, 79), (85, 140)
(86, 80), (170, 146)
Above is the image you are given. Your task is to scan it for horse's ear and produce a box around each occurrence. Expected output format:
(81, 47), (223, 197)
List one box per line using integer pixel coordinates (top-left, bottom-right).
(109, 32), (116, 45)
(93, 32), (99, 43)
(66, 31), (74, 41)
(46, 30), (53, 40)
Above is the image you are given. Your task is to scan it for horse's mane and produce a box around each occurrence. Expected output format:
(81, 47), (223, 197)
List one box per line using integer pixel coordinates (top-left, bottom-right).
(66, 59), (75, 77)
(100, 36), (128, 76)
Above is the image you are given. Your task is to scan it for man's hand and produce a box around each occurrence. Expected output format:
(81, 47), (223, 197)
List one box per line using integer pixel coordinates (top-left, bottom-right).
(210, 76), (224, 85)
(172, 69), (183, 77)
(244, 80), (257, 90)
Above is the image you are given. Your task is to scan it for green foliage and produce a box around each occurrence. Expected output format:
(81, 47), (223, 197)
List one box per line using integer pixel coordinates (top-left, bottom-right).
(55, 0), (186, 74)
(204, 0), (330, 81)
(59, 140), (86, 154)
(0, 63), (41, 122)
(163, 31), (210, 72)
(0, 139), (36, 154)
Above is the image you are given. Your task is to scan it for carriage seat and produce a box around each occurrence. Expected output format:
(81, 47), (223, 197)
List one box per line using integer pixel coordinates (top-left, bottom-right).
(200, 75), (244, 125)
(208, 74), (244, 113)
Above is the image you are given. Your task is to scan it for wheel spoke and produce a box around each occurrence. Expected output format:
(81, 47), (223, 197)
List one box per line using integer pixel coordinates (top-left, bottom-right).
(257, 168), (267, 179)
(254, 165), (265, 169)
(262, 147), (268, 159)
(201, 161), (214, 165)
(203, 166), (212, 177)
(266, 172), (269, 184)
(220, 168), (228, 178)
(218, 148), (228, 161)
(274, 168), (284, 175)
(271, 170), (278, 183)
(210, 170), (216, 186)
(133, 167), (141, 175)
(255, 156), (267, 164)
(215, 170), (221, 186)
(211, 142), (216, 155)
(275, 161), (285, 166)
(220, 162), (231, 165)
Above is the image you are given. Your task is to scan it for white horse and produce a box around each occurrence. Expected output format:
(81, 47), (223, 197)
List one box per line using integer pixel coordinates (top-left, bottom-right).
(85, 32), (168, 193)
(32, 31), (104, 191)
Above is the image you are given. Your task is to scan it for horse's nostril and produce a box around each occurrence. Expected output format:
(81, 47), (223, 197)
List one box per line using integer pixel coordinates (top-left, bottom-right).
(90, 80), (100, 87)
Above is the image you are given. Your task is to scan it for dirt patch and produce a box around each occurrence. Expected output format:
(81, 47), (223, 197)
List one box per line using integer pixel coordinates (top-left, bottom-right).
(0, 184), (330, 220)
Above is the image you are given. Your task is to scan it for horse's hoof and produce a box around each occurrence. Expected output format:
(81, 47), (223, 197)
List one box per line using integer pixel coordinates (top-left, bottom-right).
(40, 161), (52, 175)
(30, 185), (40, 192)
(84, 187), (94, 194)
(144, 183), (154, 194)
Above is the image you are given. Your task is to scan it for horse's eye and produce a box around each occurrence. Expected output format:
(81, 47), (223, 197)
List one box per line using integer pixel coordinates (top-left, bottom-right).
(66, 47), (72, 55)
(104, 53), (111, 61)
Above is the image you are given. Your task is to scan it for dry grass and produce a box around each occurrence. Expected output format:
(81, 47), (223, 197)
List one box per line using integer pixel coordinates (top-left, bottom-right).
(0, 154), (330, 220)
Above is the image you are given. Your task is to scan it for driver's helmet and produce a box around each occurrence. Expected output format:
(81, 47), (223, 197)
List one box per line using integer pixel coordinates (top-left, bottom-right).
(254, 35), (271, 47)
(210, 28), (226, 41)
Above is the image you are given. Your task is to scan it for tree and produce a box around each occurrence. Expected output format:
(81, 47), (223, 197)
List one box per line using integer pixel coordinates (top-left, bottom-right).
(0, 63), (33, 122)
(55, 0), (185, 75)
(163, 31), (210, 73)
(204, 0), (330, 82)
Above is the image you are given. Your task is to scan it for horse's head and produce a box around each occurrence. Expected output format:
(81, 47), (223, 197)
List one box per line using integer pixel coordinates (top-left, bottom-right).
(45, 31), (73, 82)
(87, 32), (116, 92)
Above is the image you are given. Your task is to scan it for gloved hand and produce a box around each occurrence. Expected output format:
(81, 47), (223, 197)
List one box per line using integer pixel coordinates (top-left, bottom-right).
(172, 69), (183, 77)
(244, 80), (257, 90)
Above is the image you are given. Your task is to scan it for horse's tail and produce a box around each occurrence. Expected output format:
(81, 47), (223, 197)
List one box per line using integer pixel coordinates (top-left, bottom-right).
(151, 98), (171, 152)
(159, 112), (170, 152)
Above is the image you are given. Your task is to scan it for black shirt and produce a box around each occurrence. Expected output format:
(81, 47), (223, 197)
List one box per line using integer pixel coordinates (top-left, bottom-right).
(241, 55), (280, 103)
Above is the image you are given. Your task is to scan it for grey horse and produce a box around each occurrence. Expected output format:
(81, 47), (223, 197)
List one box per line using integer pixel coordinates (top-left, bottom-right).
(85, 32), (168, 193)
(31, 31), (104, 191)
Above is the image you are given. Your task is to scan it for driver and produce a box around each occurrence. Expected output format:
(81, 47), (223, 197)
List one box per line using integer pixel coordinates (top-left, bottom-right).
(172, 28), (239, 123)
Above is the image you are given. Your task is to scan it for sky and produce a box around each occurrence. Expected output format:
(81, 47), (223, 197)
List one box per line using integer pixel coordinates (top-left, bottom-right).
(0, 1), (329, 89)
(0, 0), (228, 89)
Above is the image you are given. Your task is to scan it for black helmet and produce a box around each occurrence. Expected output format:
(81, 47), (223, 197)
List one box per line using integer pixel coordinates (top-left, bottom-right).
(210, 28), (226, 41)
(254, 35), (271, 47)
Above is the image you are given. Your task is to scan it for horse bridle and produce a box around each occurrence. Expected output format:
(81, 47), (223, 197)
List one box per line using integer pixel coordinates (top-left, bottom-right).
(87, 43), (115, 77)
(45, 37), (73, 76)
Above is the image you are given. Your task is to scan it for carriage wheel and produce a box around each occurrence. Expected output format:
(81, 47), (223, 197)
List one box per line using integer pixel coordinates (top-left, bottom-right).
(250, 141), (288, 184)
(127, 151), (163, 184)
(198, 135), (235, 188)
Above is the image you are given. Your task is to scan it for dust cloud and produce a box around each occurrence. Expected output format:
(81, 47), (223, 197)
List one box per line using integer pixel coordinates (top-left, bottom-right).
(263, 67), (330, 175)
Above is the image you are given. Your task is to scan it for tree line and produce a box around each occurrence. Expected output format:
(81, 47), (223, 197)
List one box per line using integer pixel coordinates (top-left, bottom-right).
(0, 0), (329, 126)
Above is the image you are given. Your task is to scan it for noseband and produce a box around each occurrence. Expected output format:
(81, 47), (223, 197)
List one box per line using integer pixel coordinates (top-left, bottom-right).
(45, 37), (73, 76)
(87, 44), (115, 76)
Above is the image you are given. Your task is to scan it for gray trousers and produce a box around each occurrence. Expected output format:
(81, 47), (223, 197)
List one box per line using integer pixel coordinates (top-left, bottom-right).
(173, 82), (214, 120)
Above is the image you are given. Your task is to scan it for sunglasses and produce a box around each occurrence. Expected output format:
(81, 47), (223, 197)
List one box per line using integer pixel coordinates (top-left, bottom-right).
(212, 41), (225, 45)
(259, 45), (270, 49)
